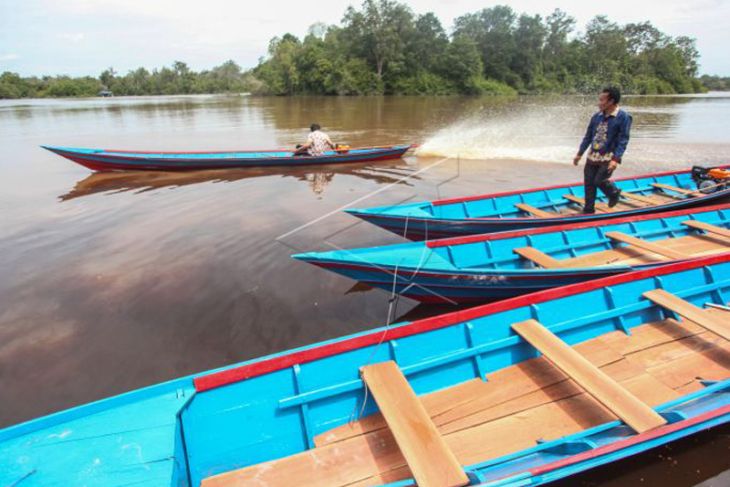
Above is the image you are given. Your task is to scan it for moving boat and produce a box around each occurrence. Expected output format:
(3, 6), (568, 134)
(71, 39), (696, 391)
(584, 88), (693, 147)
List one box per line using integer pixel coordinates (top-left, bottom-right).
(2, 254), (729, 486)
(345, 166), (730, 239)
(294, 204), (730, 303)
(42, 144), (414, 171)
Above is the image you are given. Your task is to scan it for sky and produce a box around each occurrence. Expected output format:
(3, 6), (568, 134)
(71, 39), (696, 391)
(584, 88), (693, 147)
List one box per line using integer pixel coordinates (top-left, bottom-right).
(1, 0), (729, 77)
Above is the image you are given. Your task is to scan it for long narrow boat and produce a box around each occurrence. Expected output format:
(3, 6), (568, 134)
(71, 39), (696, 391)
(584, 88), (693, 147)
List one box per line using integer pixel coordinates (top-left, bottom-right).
(42, 144), (414, 171)
(294, 204), (730, 303)
(2, 254), (730, 486)
(345, 166), (730, 239)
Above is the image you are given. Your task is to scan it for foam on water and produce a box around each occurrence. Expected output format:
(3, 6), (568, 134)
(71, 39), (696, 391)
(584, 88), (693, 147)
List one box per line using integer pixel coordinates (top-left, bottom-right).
(415, 97), (730, 170)
(416, 103), (584, 164)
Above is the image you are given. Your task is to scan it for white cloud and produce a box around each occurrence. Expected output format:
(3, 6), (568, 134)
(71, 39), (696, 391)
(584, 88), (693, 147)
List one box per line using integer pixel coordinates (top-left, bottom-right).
(0, 53), (21, 61)
(59, 32), (86, 42)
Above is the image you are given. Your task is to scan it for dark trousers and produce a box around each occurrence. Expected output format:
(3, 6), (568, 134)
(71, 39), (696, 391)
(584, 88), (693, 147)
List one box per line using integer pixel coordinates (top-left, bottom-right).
(583, 162), (620, 212)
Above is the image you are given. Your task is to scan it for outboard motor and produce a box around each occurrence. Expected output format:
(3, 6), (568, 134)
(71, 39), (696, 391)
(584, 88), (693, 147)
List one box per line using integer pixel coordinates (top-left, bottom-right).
(691, 166), (730, 193)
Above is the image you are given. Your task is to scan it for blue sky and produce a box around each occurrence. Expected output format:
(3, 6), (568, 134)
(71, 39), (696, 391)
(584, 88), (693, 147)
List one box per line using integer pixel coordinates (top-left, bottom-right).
(1, 0), (728, 77)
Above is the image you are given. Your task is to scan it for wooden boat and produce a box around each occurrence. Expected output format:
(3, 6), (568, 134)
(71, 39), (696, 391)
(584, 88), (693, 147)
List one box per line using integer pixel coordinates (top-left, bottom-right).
(42, 144), (414, 171)
(294, 204), (730, 303)
(345, 166), (730, 239)
(2, 254), (730, 486)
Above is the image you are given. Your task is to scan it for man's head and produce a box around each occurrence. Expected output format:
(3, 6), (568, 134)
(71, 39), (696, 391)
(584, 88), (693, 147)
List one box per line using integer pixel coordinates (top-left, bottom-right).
(598, 87), (621, 112)
(310, 123), (321, 132)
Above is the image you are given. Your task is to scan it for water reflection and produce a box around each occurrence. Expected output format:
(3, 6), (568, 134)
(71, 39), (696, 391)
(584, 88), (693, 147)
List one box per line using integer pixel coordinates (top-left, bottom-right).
(58, 161), (422, 201)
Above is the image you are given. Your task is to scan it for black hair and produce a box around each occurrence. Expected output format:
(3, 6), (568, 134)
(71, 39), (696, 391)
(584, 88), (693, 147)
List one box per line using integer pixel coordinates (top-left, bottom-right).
(602, 86), (621, 104)
(310, 123), (321, 132)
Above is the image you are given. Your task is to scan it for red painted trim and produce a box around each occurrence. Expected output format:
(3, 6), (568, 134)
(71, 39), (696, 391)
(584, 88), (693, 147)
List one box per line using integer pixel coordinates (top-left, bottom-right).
(426, 203), (730, 248)
(193, 252), (730, 392)
(528, 404), (730, 477)
(431, 164), (730, 206)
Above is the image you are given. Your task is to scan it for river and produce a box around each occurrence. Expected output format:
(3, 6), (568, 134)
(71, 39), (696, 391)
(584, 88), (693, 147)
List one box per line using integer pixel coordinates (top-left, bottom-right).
(1, 93), (729, 485)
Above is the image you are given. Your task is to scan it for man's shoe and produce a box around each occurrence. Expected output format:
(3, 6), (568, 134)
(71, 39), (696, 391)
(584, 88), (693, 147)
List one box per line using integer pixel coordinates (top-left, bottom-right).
(608, 190), (622, 208)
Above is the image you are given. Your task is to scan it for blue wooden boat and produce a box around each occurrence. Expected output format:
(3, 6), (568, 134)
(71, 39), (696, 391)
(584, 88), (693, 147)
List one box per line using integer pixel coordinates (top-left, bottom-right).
(2, 254), (730, 486)
(42, 144), (414, 171)
(345, 166), (730, 239)
(294, 204), (730, 303)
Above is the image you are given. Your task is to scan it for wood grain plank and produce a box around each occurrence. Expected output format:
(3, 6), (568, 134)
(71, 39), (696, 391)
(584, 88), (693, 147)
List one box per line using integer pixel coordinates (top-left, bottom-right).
(643, 289), (730, 341)
(682, 220), (730, 239)
(360, 361), (468, 487)
(511, 319), (667, 433)
(515, 203), (554, 218)
(605, 231), (688, 260)
(513, 247), (562, 268)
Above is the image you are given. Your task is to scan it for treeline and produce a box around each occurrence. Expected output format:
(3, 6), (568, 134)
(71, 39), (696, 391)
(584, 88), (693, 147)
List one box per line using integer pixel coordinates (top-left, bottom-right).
(0, 1), (723, 99)
(699, 75), (730, 91)
(255, 1), (706, 95)
(0, 60), (259, 99)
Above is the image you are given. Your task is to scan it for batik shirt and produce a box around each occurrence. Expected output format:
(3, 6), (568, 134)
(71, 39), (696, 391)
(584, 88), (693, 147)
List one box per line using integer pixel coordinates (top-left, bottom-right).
(307, 130), (333, 156)
(578, 106), (632, 164)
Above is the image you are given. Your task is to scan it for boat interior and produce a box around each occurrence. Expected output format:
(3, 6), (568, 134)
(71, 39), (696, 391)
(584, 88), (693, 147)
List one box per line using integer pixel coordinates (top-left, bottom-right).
(199, 284), (730, 486)
(423, 171), (723, 221)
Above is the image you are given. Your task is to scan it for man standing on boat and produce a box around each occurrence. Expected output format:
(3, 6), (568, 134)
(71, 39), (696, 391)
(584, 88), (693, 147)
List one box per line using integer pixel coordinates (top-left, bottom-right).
(573, 87), (632, 214)
(295, 124), (337, 156)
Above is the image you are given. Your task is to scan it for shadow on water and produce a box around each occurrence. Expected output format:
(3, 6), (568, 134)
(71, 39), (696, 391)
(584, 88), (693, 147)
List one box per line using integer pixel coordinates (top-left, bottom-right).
(58, 161), (423, 201)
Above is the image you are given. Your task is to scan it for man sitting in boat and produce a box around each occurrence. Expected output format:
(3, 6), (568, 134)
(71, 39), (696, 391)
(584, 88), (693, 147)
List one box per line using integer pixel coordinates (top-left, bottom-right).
(294, 124), (336, 156)
(573, 87), (632, 214)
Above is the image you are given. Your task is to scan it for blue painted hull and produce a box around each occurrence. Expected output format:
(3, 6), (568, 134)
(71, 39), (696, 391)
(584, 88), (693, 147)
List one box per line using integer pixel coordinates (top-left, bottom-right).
(295, 204), (730, 303)
(42, 144), (414, 171)
(2, 254), (729, 486)
(346, 166), (730, 239)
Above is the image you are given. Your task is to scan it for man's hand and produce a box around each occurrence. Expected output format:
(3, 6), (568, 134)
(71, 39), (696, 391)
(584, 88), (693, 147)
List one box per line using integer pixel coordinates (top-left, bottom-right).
(573, 154), (582, 166)
(608, 160), (618, 172)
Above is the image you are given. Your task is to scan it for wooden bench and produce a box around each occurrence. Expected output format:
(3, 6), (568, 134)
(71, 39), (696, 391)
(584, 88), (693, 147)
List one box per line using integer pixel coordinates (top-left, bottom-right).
(651, 183), (700, 197)
(682, 220), (730, 239)
(515, 203), (553, 218)
(511, 319), (667, 433)
(605, 231), (688, 260)
(643, 289), (730, 341)
(563, 194), (609, 212)
(621, 191), (659, 205)
(513, 247), (563, 268)
(361, 361), (469, 487)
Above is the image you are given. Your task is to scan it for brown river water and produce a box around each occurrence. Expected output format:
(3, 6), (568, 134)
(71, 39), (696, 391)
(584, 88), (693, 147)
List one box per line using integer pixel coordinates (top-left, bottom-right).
(1, 94), (729, 485)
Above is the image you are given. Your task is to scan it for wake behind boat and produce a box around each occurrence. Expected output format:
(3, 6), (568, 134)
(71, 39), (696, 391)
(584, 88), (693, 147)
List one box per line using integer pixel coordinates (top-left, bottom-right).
(42, 144), (415, 171)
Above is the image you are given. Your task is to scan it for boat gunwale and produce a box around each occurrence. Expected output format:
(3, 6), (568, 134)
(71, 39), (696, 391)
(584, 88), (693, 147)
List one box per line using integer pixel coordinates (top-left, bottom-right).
(424, 202), (730, 248)
(430, 164), (730, 207)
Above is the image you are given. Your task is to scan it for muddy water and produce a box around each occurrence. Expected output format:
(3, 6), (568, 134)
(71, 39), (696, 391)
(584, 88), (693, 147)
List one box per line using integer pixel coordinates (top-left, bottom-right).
(1, 94), (729, 484)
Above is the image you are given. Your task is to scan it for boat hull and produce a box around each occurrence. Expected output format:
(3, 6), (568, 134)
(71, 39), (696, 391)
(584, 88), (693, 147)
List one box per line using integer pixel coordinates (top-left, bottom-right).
(295, 204), (730, 303)
(346, 166), (730, 239)
(42, 144), (413, 171)
(2, 254), (729, 486)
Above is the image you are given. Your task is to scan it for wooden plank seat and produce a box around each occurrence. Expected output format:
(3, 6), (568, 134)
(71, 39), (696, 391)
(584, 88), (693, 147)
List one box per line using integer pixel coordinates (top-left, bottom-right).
(643, 289), (730, 341)
(511, 319), (667, 433)
(620, 191), (659, 205)
(360, 361), (469, 487)
(515, 203), (553, 218)
(605, 231), (688, 260)
(562, 194), (609, 212)
(513, 247), (563, 268)
(682, 220), (730, 239)
(651, 183), (700, 197)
